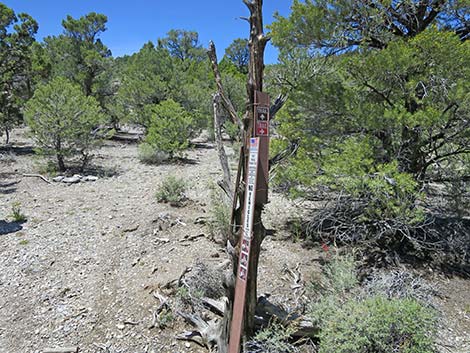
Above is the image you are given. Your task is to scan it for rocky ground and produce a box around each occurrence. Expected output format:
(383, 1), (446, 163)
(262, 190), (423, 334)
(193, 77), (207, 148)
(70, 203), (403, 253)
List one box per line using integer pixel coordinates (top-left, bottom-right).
(1, 129), (469, 353)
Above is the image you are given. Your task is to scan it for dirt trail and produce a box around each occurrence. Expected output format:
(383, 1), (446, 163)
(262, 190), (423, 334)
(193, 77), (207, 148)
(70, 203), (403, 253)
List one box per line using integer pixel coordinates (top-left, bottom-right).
(0, 131), (321, 353)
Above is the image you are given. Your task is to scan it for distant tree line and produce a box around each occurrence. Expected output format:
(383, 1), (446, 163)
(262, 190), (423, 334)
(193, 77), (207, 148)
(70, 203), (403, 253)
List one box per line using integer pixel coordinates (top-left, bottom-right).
(0, 4), (248, 171)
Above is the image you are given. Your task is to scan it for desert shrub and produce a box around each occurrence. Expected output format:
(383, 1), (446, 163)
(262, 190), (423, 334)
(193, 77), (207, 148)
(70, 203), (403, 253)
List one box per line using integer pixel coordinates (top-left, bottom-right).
(175, 261), (225, 314)
(245, 322), (298, 353)
(24, 77), (106, 172)
(10, 202), (26, 223)
(309, 254), (358, 325)
(363, 270), (438, 306)
(308, 255), (437, 353)
(318, 296), (436, 353)
(138, 143), (169, 164)
(207, 186), (231, 243)
(156, 176), (187, 204)
(143, 99), (193, 158)
(224, 120), (240, 141)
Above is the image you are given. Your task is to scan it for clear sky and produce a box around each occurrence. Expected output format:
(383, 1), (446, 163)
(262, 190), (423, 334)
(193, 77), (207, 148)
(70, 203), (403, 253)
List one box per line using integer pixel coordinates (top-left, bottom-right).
(2, 0), (292, 63)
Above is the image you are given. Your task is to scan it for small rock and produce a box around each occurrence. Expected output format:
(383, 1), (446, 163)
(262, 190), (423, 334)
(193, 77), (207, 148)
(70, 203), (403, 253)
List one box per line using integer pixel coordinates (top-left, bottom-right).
(210, 252), (220, 258)
(52, 175), (65, 182)
(123, 224), (139, 233)
(117, 323), (125, 330)
(185, 342), (191, 348)
(48, 218), (55, 222)
(83, 175), (98, 182)
(62, 176), (81, 184)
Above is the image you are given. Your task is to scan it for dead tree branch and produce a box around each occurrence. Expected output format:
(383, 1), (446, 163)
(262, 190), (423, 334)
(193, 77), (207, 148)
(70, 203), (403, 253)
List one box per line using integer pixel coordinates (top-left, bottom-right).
(213, 93), (234, 199)
(208, 41), (243, 130)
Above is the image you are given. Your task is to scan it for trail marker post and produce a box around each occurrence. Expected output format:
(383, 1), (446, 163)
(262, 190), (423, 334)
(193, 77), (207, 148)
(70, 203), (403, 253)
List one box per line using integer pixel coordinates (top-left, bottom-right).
(229, 137), (260, 353)
(229, 91), (270, 353)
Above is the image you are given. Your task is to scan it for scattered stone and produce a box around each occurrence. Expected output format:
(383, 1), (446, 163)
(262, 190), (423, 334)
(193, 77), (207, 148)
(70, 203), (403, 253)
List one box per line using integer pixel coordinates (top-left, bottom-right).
(52, 176), (65, 182)
(153, 212), (175, 231)
(116, 324), (125, 330)
(83, 175), (99, 182)
(123, 224), (139, 233)
(194, 216), (207, 225)
(62, 176), (81, 184)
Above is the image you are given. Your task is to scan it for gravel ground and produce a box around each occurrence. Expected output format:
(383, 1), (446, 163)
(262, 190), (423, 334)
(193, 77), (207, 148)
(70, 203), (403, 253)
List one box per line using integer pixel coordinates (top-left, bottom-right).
(1, 129), (469, 353)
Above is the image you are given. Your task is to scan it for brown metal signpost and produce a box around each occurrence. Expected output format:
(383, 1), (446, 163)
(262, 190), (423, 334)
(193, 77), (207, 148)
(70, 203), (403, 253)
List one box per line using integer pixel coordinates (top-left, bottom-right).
(229, 137), (260, 353)
(229, 91), (270, 353)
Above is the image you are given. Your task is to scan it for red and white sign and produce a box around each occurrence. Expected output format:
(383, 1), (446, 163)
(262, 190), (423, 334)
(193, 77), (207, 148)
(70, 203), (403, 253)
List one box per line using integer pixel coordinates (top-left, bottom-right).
(256, 121), (268, 136)
(255, 106), (269, 137)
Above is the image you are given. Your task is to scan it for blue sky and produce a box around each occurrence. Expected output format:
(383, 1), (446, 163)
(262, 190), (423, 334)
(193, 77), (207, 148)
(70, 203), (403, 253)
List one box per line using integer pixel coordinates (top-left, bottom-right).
(3, 0), (292, 63)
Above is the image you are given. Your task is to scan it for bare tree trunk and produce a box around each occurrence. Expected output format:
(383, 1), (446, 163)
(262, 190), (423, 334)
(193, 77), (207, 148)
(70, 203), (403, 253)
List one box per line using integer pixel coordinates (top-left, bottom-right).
(4, 127), (10, 145)
(213, 93), (234, 199)
(241, 0), (269, 337)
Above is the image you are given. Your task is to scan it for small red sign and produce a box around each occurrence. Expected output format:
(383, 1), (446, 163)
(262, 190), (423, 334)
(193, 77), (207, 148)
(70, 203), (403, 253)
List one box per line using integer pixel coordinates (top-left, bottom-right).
(256, 121), (268, 136)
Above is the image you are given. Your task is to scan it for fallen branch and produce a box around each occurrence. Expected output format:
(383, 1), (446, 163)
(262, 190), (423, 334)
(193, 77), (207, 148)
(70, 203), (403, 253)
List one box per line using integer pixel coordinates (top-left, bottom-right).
(22, 173), (51, 184)
(149, 291), (170, 329)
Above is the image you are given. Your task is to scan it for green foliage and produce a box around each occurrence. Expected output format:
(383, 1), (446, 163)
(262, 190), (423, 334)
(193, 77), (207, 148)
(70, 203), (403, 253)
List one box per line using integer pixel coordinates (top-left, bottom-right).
(158, 29), (206, 62)
(38, 12), (112, 99)
(156, 176), (187, 204)
(115, 37), (213, 130)
(144, 99), (193, 158)
(115, 44), (171, 129)
(157, 308), (175, 328)
(0, 4), (38, 143)
(271, 0), (470, 53)
(10, 202), (27, 223)
(245, 322), (297, 353)
(225, 38), (249, 74)
(308, 255), (437, 353)
(138, 143), (168, 165)
(270, 4), (470, 241)
(318, 296), (436, 353)
(24, 77), (106, 171)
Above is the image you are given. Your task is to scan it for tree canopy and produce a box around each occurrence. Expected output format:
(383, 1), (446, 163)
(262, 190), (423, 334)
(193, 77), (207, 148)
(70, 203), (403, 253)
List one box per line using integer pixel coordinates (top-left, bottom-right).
(0, 3), (37, 143)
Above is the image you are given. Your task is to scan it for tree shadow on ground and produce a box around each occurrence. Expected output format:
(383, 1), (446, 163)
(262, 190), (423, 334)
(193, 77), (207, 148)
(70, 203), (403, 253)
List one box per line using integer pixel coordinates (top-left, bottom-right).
(192, 142), (215, 150)
(0, 220), (23, 235)
(0, 144), (35, 156)
(0, 180), (20, 194)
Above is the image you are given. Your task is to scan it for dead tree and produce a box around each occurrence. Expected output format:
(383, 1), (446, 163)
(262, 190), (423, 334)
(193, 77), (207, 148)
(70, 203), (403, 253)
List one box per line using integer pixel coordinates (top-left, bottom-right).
(177, 1), (303, 352)
(208, 0), (274, 347)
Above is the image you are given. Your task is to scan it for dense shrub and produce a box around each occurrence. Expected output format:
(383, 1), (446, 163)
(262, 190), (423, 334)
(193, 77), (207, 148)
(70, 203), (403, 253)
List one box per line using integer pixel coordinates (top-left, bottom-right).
(138, 143), (169, 164)
(308, 255), (437, 353)
(24, 77), (106, 171)
(143, 99), (193, 159)
(318, 296), (436, 353)
(156, 176), (187, 205)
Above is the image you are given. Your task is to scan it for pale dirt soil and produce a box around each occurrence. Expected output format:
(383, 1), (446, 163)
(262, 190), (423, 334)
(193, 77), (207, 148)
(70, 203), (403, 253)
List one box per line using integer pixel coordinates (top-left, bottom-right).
(0, 129), (469, 353)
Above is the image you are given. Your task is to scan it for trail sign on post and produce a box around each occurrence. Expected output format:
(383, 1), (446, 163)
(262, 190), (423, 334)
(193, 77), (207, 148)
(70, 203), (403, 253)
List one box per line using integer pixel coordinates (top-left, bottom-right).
(254, 91), (270, 205)
(228, 137), (260, 353)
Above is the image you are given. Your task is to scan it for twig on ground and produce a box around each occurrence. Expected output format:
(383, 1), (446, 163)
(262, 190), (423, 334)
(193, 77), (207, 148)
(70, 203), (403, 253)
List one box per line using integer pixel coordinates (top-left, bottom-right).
(22, 173), (51, 184)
